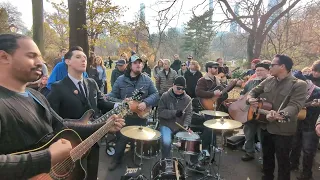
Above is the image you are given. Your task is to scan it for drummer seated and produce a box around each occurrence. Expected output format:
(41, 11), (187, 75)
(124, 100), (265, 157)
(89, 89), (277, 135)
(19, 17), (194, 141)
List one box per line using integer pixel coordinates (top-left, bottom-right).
(158, 76), (205, 172)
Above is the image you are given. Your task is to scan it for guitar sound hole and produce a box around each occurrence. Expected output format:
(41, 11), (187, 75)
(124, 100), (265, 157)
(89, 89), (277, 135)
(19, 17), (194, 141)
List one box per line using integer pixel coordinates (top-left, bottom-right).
(49, 158), (75, 180)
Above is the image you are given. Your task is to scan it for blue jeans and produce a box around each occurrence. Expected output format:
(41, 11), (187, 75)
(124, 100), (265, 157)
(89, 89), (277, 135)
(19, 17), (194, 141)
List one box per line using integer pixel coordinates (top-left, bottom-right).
(244, 121), (261, 155)
(160, 126), (173, 158)
(160, 126), (199, 164)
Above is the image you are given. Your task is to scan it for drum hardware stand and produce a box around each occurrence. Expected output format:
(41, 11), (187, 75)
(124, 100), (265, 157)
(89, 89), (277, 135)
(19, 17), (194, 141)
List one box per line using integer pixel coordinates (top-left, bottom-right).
(199, 117), (226, 180)
(133, 140), (148, 180)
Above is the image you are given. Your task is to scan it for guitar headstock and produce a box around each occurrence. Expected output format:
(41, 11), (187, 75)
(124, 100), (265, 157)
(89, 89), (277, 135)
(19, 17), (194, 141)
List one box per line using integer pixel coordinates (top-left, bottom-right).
(131, 87), (144, 101)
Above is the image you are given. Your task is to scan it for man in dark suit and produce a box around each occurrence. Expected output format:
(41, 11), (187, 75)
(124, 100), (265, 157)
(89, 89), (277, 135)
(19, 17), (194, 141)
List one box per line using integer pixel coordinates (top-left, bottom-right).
(47, 46), (115, 180)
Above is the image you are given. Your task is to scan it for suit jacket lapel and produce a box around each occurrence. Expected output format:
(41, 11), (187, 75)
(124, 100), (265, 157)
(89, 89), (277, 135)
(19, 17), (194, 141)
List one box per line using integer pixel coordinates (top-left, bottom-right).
(64, 76), (86, 104)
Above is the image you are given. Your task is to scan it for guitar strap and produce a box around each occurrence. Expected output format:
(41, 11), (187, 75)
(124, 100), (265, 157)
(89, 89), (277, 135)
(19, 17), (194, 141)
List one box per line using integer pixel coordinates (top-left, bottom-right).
(27, 90), (67, 125)
(277, 79), (297, 112)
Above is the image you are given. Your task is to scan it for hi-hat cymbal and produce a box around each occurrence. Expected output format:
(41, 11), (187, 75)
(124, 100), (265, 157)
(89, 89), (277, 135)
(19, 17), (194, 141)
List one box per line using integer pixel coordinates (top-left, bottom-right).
(120, 126), (161, 141)
(200, 110), (229, 117)
(203, 119), (242, 130)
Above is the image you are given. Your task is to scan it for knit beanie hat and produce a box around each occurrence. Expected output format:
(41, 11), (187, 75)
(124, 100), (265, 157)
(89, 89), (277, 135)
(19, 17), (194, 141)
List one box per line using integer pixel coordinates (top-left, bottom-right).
(174, 76), (186, 87)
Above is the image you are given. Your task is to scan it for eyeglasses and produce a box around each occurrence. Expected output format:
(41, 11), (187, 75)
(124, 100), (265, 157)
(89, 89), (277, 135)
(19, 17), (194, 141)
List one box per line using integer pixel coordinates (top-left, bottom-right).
(176, 87), (186, 91)
(270, 64), (279, 67)
(181, 65), (186, 66)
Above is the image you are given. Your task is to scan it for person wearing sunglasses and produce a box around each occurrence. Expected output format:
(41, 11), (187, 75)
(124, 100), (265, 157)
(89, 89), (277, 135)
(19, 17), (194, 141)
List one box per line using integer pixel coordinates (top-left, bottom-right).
(158, 76), (205, 172)
(247, 54), (307, 180)
(178, 63), (188, 76)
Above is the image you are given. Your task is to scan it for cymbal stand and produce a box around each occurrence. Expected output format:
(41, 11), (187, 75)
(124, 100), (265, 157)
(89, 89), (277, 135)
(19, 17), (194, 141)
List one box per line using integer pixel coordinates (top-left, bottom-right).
(133, 140), (148, 180)
(199, 118), (225, 180)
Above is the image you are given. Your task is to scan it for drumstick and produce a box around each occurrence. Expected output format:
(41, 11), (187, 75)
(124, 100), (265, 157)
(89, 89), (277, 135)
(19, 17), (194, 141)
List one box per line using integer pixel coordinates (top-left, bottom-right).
(182, 98), (193, 113)
(175, 122), (189, 131)
(175, 159), (180, 180)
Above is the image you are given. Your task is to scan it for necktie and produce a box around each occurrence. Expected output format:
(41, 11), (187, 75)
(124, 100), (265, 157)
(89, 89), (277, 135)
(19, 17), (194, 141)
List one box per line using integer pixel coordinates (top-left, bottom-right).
(78, 81), (86, 98)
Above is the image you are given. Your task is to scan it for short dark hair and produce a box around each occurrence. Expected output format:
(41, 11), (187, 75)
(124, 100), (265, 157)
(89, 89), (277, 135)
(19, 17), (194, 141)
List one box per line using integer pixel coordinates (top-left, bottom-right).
(312, 60), (320, 72)
(274, 54), (293, 72)
(64, 46), (84, 60)
(60, 48), (67, 52)
(0, 33), (31, 55)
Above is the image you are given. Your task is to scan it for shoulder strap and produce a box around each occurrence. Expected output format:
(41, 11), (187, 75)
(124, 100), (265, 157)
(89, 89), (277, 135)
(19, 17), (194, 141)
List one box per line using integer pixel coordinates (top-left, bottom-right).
(277, 79), (297, 112)
(27, 90), (66, 124)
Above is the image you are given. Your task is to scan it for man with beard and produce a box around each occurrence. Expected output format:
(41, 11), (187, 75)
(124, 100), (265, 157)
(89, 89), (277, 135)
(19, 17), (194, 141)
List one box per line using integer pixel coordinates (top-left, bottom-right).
(305, 60), (320, 86)
(240, 63), (270, 161)
(108, 55), (159, 170)
(0, 34), (125, 179)
(247, 54), (307, 180)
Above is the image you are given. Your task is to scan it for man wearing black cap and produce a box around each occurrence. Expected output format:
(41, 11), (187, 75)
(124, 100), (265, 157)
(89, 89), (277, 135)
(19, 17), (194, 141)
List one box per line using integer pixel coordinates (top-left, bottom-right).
(108, 54), (159, 170)
(240, 63), (270, 162)
(110, 59), (126, 87)
(158, 76), (204, 172)
(290, 71), (320, 180)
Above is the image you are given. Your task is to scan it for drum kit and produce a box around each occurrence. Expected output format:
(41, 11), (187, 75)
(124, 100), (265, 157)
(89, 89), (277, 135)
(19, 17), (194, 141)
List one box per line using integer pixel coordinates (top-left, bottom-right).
(119, 110), (242, 180)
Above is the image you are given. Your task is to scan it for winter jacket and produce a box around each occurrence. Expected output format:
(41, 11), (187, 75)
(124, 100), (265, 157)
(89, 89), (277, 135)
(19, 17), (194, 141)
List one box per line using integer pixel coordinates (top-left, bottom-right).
(156, 68), (178, 95)
(184, 70), (203, 98)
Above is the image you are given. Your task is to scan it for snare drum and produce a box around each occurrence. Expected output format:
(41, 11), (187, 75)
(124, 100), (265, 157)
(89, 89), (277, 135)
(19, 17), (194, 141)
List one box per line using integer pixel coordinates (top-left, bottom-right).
(175, 132), (201, 155)
(151, 158), (185, 180)
(135, 139), (160, 159)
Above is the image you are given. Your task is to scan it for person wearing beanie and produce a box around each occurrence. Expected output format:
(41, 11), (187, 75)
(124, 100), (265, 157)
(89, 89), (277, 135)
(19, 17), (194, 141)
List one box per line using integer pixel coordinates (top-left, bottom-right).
(290, 71), (320, 180)
(158, 76), (205, 172)
(240, 62), (270, 162)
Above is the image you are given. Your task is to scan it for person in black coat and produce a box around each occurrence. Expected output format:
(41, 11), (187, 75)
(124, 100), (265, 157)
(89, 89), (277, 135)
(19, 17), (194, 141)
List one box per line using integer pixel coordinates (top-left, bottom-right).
(170, 54), (182, 73)
(47, 46), (115, 180)
(184, 60), (203, 98)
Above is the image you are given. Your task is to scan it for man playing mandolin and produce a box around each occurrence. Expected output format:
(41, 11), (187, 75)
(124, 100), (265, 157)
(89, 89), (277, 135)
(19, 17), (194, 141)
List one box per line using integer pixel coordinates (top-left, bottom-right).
(247, 54), (307, 180)
(0, 34), (125, 179)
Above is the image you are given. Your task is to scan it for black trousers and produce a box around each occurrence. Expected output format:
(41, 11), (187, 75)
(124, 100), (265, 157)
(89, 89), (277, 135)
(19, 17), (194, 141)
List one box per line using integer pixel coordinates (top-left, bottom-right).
(86, 144), (100, 180)
(290, 128), (319, 177)
(261, 129), (293, 180)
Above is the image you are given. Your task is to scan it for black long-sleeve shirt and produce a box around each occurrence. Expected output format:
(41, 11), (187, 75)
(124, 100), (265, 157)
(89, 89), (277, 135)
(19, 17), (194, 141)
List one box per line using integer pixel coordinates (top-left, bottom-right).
(0, 86), (104, 179)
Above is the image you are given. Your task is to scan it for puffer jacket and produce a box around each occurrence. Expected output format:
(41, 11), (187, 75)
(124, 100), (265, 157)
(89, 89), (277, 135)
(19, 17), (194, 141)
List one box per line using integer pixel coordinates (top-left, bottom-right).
(156, 68), (178, 95)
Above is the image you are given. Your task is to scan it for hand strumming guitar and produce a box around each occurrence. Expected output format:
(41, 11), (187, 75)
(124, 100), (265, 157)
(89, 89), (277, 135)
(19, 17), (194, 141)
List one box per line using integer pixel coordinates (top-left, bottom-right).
(246, 96), (259, 108)
(213, 90), (222, 97)
(49, 139), (72, 167)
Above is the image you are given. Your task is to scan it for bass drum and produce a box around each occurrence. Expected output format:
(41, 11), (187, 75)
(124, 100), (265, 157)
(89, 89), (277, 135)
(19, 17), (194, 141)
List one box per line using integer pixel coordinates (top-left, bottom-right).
(151, 158), (185, 180)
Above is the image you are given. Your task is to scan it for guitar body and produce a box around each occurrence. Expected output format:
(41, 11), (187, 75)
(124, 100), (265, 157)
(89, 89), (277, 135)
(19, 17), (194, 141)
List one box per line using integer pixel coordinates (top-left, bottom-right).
(228, 94), (249, 123)
(199, 97), (219, 110)
(298, 107), (307, 120)
(12, 129), (86, 180)
(247, 101), (272, 123)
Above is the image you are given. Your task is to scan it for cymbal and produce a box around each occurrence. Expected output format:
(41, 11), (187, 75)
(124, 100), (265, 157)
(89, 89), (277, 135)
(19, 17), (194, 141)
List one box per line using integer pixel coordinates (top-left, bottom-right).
(203, 118), (242, 130)
(200, 110), (229, 117)
(120, 126), (161, 141)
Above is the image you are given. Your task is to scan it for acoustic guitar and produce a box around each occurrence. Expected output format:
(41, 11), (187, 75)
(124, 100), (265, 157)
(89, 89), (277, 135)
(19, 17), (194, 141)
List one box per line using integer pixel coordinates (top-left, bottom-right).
(199, 79), (237, 110)
(11, 92), (150, 180)
(216, 67), (240, 83)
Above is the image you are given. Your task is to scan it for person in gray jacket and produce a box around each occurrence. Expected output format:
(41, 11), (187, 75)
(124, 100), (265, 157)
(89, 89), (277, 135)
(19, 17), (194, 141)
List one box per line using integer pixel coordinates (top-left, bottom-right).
(156, 59), (178, 95)
(158, 76), (205, 172)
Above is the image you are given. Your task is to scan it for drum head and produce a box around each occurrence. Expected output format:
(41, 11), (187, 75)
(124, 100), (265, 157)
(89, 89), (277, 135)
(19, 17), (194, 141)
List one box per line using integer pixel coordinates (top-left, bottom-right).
(175, 132), (200, 140)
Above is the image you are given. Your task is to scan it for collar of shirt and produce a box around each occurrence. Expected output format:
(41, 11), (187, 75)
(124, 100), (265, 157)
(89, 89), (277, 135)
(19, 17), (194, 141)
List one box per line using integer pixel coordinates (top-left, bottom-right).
(68, 73), (84, 89)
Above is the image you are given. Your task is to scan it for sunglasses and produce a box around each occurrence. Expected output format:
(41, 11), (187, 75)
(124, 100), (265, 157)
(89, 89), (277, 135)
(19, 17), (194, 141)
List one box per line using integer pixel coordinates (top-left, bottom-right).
(181, 64), (186, 66)
(176, 87), (186, 91)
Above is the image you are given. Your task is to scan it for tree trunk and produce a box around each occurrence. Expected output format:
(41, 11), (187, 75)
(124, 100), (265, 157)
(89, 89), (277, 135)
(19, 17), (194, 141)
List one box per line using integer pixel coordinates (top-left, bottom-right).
(247, 33), (255, 68)
(68, 0), (89, 57)
(32, 0), (44, 55)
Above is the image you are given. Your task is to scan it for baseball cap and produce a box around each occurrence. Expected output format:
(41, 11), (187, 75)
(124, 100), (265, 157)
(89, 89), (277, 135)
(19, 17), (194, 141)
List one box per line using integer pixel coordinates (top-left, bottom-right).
(116, 59), (126, 66)
(130, 55), (142, 63)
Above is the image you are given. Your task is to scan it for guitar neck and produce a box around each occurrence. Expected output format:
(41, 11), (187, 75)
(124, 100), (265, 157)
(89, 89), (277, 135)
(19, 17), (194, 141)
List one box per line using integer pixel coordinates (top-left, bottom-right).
(70, 109), (128, 160)
(92, 103), (128, 124)
(105, 95), (123, 102)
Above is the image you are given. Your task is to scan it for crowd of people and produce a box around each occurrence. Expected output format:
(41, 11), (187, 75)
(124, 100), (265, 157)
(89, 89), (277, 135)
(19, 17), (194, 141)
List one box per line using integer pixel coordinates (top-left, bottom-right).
(0, 33), (320, 180)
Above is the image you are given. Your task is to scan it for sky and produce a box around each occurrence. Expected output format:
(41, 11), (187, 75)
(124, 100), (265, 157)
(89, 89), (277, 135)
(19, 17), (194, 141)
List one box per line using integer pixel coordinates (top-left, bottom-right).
(0, 0), (231, 33)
